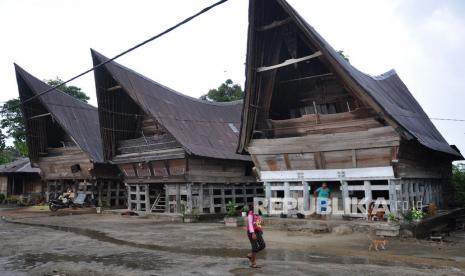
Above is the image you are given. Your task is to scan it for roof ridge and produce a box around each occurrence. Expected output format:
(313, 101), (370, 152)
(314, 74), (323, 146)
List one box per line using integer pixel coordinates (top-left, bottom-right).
(90, 49), (243, 107)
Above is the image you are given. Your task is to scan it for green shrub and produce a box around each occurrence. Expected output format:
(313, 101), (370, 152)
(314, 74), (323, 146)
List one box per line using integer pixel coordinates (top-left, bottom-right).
(402, 207), (425, 221)
(225, 200), (238, 217)
(0, 193), (5, 203)
(387, 213), (399, 223)
(410, 207), (425, 220)
(6, 195), (19, 205)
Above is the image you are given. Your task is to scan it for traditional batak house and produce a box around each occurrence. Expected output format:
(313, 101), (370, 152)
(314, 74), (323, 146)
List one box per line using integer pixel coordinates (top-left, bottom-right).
(91, 50), (262, 214)
(15, 65), (125, 207)
(0, 157), (42, 202)
(237, 0), (463, 216)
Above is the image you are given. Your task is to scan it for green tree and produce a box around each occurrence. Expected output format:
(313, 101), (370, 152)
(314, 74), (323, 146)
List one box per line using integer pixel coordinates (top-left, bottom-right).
(452, 163), (465, 206)
(0, 146), (21, 164)
(45, 77), (90, 103)
(200, 79), (244, 102)
(0, 98), (25, 143)
(0, 78), (89, 163)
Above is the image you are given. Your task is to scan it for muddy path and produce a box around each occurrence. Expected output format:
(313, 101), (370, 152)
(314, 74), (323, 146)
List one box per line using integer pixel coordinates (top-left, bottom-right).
(3, 216), (464, 273)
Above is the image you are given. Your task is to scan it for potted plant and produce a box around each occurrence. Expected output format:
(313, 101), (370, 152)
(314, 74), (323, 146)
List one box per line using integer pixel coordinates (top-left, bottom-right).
(224, 200), (243, 227)
(0, 193), (5, 205)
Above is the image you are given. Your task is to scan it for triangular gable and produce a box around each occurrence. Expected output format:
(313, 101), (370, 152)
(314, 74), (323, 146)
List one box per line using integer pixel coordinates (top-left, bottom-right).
(15, 64), (104, 163)
(238, 0), (462, 159)
(91, 50), (250, 162)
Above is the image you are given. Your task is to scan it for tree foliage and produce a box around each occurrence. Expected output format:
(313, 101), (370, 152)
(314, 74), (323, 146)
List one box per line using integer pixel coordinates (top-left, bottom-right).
(452, 164), (465, 206)
(0, 78), (89, 163)
(45, 77), (90, 103)
(200, 79), (244, 102)
(0, 98), (25, 143)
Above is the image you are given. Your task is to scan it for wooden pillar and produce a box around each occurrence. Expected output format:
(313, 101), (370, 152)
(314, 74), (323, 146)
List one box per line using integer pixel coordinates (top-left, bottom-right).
(175, 183), (181, 213)
(419, 183), (425, 208)
(242, 184), (247, 206)
(364, 180), (372, 202)
(164, 184), (169, 213)
(199, 183), (204, 213)
(209, 184), (215, 213)
(115, 182), (120, 207)
(106, 181), (111, 208)
(98, 180), (103, 207)
(388, 179), (398, 215)
(438, 181), (443, 207)
(284, 182), (290, 199)
(136, 184), (141, 211)
(363, 180), (372, 217)
(45, 182), (51, 202)
(408, 180), (414, 207)
(231, 184), (236, 204)
(221, 184), (226, 213)
(340, 181), (349, 214)
(125, 183), (131, 210)
(303, 181), (310, 211)
(265, 182), (271, 212)
(400, 179), (409, 208)
(426, 181), (432, 204)
(145, 184), (150, 213)
(186, 183), (193, 213)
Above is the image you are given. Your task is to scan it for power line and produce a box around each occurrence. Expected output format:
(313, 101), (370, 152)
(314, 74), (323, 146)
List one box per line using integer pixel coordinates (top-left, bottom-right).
(16, 100), (465, 124)
(18, 0), (229, 106)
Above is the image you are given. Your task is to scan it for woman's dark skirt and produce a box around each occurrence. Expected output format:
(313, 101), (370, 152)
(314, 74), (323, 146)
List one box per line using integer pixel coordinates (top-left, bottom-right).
(247, 231), (266, 252)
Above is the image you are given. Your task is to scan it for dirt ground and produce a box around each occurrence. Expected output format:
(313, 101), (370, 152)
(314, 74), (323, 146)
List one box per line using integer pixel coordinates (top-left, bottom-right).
(0, 207), (464, 276)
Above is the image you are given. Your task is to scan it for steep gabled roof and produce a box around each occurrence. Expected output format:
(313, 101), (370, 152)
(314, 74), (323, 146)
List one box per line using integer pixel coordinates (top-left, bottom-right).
(238, 0), (462, 159)
(15, 64), (104, 162)
(91, 50), (250, 161)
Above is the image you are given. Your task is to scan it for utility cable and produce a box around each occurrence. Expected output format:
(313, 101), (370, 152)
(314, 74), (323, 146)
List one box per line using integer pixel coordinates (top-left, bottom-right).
(18, 0), (229, 106)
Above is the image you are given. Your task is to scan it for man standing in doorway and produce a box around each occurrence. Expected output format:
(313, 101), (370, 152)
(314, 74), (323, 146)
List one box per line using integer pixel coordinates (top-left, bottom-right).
(314, 182), (330, 219)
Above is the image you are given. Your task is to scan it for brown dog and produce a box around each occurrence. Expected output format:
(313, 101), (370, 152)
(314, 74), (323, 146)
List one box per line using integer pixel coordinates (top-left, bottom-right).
(368, 232), (387, 251)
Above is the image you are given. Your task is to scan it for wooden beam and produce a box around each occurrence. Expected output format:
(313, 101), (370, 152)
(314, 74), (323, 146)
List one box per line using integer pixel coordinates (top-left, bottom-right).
(280, 73), (333, 84)
(250, 155), (261, 170)
(283, 153), (292, 170)
(107, 85), (122, 92)
(256, 17), (292, 31)
(248, 126), (400, 154)
(29, 113), (51, 120)
(314, 152), (326, 169)
(256, 51), (322, 72)
(352, 149), (357, 168)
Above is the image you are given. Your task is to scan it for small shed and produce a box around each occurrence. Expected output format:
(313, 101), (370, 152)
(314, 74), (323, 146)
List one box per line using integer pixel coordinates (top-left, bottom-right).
(0, 157), (42, 201)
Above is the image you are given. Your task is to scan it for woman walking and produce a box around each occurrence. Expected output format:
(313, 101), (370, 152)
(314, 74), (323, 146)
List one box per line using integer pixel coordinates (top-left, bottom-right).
(246, 205), (265, 268)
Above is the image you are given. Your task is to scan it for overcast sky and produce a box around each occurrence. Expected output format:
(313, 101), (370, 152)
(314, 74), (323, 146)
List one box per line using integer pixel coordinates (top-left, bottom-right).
(1, 0), (464, 154)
